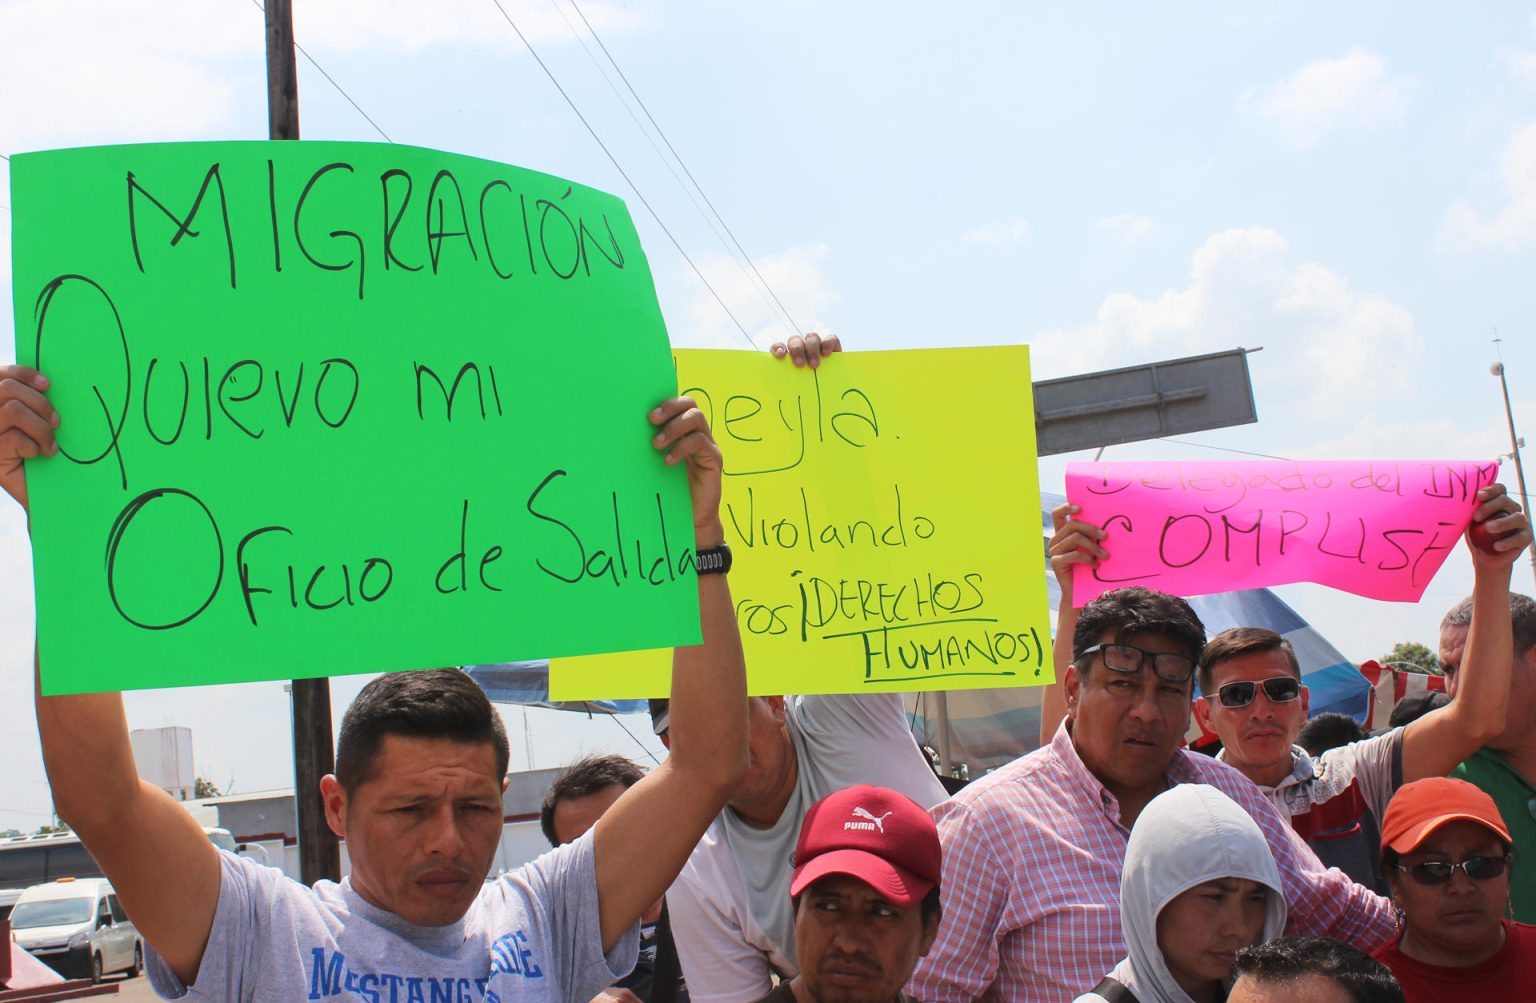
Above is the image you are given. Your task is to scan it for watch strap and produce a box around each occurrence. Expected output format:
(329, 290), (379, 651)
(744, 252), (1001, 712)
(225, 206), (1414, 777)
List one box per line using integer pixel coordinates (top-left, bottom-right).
(694, 543), (732, 575)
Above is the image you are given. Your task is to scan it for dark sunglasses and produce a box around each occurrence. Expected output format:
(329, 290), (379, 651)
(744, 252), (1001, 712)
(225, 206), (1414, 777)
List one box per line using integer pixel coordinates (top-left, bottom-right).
(1396, 854), (1510, 886)
(1079, 643), (1196, 684)
(1216, 676), (1301, 708)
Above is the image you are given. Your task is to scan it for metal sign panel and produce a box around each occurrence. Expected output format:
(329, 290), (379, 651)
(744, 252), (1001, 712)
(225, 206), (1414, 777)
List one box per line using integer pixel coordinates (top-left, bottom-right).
(1033, 348), (1258, 456)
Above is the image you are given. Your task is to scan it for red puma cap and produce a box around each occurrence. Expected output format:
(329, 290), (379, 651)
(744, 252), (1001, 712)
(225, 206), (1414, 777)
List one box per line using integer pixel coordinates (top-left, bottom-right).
(789, 784), (941, 908)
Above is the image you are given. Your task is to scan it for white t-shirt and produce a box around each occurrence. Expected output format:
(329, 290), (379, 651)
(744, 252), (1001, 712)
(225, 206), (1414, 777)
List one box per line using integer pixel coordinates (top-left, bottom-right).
(666, 693), (947, 1003)
(147, 830), (636, 1003)
(1226, 728), (1404, 892)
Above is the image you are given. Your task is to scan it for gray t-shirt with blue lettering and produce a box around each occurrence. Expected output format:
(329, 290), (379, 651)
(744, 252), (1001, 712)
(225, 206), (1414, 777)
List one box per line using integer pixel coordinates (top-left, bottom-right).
(146, 830), (636, 1003)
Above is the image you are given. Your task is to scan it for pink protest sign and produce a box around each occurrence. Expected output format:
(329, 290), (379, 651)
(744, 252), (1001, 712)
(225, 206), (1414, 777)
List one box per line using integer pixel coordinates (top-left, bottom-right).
(1065, 460), (1500, 606)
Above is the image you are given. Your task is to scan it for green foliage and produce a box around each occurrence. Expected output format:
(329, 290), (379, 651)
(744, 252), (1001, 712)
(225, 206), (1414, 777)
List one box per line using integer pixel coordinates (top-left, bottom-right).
(194, 776), (223, 799)
(1381, 640), (1443, 675)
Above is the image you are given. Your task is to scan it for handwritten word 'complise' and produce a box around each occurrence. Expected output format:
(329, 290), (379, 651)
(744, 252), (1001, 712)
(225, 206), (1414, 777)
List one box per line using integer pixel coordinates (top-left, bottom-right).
(1066, 460), (1500, 605)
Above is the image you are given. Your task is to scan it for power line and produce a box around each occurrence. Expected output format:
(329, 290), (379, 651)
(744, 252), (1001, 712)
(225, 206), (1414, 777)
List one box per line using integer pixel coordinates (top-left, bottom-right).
(249, 0), (393, 143)
(489, 0), (760, 350)
(544, 0), (788, 341)
(559, 0), (804, 342)
(609, 712), (661, 766)
(1154, 437), (1293, 461)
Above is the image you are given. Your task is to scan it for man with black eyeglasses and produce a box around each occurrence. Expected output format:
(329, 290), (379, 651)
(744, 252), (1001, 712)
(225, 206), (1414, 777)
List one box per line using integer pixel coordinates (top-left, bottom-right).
(1190, 484), (1530, 894)
(911, 585), (1396, 1003)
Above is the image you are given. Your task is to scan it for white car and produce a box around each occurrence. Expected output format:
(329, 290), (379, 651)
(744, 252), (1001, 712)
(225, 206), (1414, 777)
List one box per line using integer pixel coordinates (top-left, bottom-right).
(9, 877), (143, 982)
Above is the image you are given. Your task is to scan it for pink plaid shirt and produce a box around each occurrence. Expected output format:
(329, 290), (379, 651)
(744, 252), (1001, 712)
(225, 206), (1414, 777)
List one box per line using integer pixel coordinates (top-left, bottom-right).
(909, 722), (1396, 1003)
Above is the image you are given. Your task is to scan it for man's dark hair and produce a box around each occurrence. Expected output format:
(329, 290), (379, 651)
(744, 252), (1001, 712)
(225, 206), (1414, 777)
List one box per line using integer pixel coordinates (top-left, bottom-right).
(1070, 587), (1207, 677)
(1442, 592), (1536, 656)
(1197, 626), (1299, 695)
(1297, 712), (1370, 757)
(1231, 936), (1404, 1002)
(540, 754), (646, 846)
(335, 668), (509, 793)
(1387, 690), (1449, 729)
(791, 884), (942, 924)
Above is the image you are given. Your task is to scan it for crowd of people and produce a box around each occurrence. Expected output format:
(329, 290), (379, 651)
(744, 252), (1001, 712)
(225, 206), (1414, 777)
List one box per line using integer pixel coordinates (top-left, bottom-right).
(2, 336), (1534, 1003)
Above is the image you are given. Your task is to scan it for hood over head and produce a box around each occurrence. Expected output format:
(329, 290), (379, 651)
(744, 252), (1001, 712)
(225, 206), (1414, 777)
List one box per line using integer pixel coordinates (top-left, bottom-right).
(1108, 783), (1288, 1003)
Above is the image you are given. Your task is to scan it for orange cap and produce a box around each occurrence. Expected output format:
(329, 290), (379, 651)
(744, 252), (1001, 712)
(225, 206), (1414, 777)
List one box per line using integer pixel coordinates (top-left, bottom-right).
(1381, 777), (1512, 854)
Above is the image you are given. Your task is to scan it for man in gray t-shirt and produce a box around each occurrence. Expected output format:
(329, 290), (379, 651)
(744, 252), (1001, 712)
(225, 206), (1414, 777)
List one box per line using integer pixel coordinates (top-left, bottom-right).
(3, 384), (751, 1003)
(150, 833), (631, 1002)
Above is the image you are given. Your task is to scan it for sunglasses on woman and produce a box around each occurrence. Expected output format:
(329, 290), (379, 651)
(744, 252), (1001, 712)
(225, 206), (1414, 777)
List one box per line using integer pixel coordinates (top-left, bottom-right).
(1395, 854), (1510, 886)
(1215, 676), (1301, 708)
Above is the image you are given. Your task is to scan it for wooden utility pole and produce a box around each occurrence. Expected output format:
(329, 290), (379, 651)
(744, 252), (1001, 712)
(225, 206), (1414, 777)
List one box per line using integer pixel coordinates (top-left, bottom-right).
(265, 0), (340, 886)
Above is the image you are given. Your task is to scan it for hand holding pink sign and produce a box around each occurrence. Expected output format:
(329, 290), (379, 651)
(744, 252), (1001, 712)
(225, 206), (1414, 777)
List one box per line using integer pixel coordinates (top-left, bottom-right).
(1064, 460), (1508, 606)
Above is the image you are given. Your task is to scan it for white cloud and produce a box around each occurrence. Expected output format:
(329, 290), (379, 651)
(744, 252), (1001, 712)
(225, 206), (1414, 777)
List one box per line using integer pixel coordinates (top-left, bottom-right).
(672, 243), (838, 351)
(1093, 213), (1153, 246)
(1245, 47), (1412, 149)
(1291, 411), (1518, 463)
(1442, 122), (1536, 250)
(1030, 227), (1420, 415)
(0, 0), (642, 156)
(1500, 46), (1536, 83)
(1498, 16), (1536, 82)
(955, 216), (1030, 247)
(0, 1), (257, 154)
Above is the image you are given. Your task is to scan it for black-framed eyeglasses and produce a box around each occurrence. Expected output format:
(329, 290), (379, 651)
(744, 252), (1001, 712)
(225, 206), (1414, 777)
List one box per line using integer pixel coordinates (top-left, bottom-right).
(1216, 676), (1302, 709)
(1078, 643), (1196, 684)
(1396, 854), (1510, 886)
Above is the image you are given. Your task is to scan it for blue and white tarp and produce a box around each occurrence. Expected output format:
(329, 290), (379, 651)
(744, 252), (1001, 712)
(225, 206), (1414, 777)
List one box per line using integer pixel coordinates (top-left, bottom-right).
(464, 660), (647, 716)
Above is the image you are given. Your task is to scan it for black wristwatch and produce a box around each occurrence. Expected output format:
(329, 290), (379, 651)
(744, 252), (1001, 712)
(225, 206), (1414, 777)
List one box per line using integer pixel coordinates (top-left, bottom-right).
(694, 543), (732, 575)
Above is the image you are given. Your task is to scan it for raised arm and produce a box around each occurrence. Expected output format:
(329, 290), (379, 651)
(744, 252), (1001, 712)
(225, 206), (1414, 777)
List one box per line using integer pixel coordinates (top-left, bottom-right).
(1401, 483), (1531, 780)
(1038, 502), (1108, 745)
(1, 365), (222, 987)
(592, 396), (749, 952)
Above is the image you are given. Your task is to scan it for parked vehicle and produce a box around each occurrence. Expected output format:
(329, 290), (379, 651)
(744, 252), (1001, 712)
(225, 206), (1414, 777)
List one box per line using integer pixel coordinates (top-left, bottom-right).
(8, 877), (143, 982)
(0, 825), (235, 920)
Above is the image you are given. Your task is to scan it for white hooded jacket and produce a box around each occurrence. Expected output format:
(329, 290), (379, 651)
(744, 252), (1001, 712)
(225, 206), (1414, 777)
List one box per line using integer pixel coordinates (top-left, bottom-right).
(1073, 784), (1289, 1003)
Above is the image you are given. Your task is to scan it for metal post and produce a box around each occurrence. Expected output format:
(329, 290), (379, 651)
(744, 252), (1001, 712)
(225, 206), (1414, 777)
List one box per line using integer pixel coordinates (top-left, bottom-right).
(266, 0), (339, 885)
(1493, 344), (1536, 589)
(265, 0), (300, 141)
(933, 692), (953, 776)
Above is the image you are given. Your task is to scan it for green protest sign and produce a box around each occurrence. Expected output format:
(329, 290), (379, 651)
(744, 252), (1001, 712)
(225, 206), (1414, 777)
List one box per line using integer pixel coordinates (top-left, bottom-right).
(9, 141), (700, 695)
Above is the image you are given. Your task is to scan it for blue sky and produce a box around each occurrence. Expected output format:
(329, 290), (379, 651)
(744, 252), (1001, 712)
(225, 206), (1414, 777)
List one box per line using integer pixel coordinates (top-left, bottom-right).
(3, 0), (1535, 828)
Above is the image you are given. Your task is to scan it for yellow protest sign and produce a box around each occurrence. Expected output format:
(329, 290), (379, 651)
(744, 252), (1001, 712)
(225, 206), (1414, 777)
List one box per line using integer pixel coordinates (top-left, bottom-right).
(551, 346), (1052, 698)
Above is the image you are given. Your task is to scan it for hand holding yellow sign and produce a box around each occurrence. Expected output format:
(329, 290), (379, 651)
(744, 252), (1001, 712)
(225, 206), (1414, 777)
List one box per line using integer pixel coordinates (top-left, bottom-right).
(552, 346), (1052, 698)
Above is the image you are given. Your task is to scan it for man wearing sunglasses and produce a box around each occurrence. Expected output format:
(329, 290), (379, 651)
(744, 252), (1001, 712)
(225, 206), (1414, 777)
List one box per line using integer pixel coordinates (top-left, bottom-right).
(1192, 484), (1531, 894)
(912, 586), (1395, 1003)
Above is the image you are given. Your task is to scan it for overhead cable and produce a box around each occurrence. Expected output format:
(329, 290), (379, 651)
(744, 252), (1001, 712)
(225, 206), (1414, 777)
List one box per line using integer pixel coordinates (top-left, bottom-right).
(557, 0), (804, 342)
(250, 0), (394, 143)
(489, 0), (760, 350)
